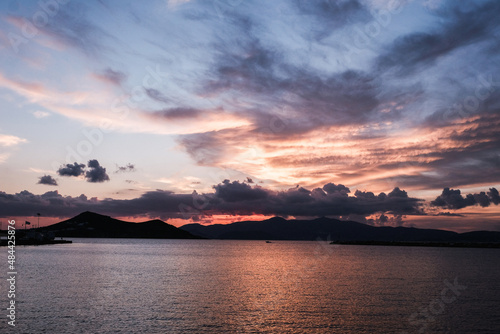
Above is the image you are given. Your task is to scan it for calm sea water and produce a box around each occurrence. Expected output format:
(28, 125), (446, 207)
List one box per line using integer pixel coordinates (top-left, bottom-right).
(1, 239), (500, 333)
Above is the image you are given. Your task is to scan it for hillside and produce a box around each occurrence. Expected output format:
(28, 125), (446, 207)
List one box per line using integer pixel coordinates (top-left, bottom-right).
(40, 211), (200, 239)
(180, 216), (500, 242)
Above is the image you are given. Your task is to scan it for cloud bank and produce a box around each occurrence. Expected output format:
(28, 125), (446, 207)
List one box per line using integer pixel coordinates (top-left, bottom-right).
(431, 187), (500, 209)
(0, 180), (425, 220)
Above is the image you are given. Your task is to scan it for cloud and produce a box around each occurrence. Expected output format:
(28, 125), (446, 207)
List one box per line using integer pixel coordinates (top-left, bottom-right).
(431, 187), (500, 209)
(32, 2), (113, 57)
(357, 113), (500, 190)
(202, 33), (382, 131)
(167, 0), (191, 9)
(178, 130), (239, 165)
(57, 162), (85, 177)
(376, 1), (500, 74)
(115, 163), (136, 173)
(37, 175), (58, 186)
(0, 181), (423, 220)
(210, 181), (423, 217)
(145, 88), (171, 104)
(1, 0), (499, 212)
(32, 111), (51, 118)
(93, 68), (127, 86)
(213, 180), (269, 202)
(323, 183), (350, 195)
(149, 107), (203, 120)
(292, 0), (371, 40)
(435, 212), (465, 217)
(489, 188), (500, 205)
(56, 160), (110, 182)
(0, 190), (96, 218)
(0, 134), (27, 147)
(373, 213), (404, 227)
(85, 159), (110, 183)
(169, 1), (500, 192)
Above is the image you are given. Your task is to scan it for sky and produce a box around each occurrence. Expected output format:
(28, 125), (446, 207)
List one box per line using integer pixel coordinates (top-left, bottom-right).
(0, 0), (499, 232)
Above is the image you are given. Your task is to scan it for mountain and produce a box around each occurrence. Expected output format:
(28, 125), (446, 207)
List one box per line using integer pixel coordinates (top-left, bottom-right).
(180, 216), (500, 243)
(40, 212), (500, 243)
(40, 211), (200, 239)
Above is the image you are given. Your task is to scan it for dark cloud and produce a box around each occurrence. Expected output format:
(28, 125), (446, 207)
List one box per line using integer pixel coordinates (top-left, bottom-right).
(145, 88), (170, 104)
(203, 38), (282, 97)
(198, 15), (386, 134)
(388, 187), (408, 198)
(149, 107), (203, 120)
(373, 213), (404, 227)
(213, 180), (269, 202)
(0, 181), (423, 220)
(489, 188), (500, 205)
(37, 1), (116, 57)
(180, 31), (387, 162)
(0, 190), (93, 218)
(0, 189), (194, 220)
(436, 212), (465, 217)
(204, 37), (382, 131)
(37, 175), (58, 186)
(208, 181), (423, 217)
(293, 0), (371, 40)
(115, 163), (136, 173)
(178, 131), (239, 165)
(85, 159), (110, 183)
(431, 187), (500, 209)
(376, 1), (500, 74)
(323, 183), (350, 196)
(57, 162), (85, 177)
(94, 68), (126, 86)
(431, 188), (475, 209)
(57, 160), (110, 183)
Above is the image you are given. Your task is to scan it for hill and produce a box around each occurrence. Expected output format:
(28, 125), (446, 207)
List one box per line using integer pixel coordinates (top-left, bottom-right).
(40, 211), (200, 239)
(180, 216), (500, 243)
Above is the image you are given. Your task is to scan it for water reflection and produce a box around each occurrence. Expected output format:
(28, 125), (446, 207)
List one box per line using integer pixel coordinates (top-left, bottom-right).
(2, 239), (499, 333)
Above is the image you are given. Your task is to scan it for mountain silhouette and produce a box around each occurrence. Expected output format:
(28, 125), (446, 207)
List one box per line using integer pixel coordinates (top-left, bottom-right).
(40, 211), (200, 239)
(180, 216), (500, 242)
(39, 212), (500, 244)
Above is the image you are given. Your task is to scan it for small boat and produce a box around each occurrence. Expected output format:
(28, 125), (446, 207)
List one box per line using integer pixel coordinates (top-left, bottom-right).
(265, 240), (272, 243)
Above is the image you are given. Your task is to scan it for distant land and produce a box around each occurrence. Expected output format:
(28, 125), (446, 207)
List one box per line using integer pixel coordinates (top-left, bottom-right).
(38, 211), (200, 239)
(180, 216), (500, 245)
(23, 212), (500, 247)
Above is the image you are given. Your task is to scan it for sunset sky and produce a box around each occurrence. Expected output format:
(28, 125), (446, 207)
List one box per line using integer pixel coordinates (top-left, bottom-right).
(0, 0), (499, 232)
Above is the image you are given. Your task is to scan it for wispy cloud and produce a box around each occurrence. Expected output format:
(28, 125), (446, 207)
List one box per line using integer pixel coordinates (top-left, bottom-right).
(0, 134), (27, 147)
(92, 68), (127, 86)
(115, 163), (136, 173)
(167, 0), (191, 10)
(32, 110), (51, 118)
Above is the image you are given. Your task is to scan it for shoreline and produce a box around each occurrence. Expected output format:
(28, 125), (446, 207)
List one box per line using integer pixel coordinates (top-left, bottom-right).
(330, 240), (500, 248)
(0, 239), (72, 247)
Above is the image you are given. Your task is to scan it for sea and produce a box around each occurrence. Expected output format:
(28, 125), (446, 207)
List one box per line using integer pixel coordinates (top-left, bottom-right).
(1, 239), (499, 333)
